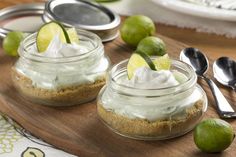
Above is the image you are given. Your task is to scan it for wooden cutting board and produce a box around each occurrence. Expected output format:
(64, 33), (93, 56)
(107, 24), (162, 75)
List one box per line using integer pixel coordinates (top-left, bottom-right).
(0, 33), (235, 157)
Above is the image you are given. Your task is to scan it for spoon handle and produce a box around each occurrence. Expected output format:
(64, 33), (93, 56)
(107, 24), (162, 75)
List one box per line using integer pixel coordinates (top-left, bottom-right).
(203, 76), (235, 117)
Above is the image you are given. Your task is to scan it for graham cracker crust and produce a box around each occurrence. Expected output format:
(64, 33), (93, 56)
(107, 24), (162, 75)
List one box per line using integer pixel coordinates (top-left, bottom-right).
(12, 68), (105, 106)
(97, 100), (204, 139)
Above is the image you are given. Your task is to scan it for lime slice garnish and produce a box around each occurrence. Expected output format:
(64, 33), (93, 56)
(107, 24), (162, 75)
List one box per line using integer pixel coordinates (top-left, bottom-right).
(57, 22), (71, 44)
(36, 22), (79, 53)
(127, 52), (156, 79)
(67, 27), (79, 44)
(153, 54), (171, 71)
(36, 22), (69, 52)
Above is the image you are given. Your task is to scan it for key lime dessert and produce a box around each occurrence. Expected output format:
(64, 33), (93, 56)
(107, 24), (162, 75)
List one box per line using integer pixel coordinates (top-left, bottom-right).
(97, 51), (208, 140)
(11, 22), (110, 106)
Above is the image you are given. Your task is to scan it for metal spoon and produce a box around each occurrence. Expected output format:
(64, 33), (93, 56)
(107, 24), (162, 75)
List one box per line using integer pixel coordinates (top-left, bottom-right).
(180, 47), (236, 118)
(213, 57), (236, 92)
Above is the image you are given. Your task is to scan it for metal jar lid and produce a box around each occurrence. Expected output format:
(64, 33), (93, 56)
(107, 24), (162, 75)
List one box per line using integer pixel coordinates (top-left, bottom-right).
(42, 0), (121, 42)
(0, 3), (45, 38)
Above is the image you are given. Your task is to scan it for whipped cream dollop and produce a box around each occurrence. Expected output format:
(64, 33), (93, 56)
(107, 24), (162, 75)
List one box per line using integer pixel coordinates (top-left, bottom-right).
(31, 34), (88, 57)
(128, 67), (179, 89)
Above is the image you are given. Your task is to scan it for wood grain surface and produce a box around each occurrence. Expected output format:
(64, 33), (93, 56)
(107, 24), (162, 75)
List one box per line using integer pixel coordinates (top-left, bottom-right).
(0, 1), (236, 157)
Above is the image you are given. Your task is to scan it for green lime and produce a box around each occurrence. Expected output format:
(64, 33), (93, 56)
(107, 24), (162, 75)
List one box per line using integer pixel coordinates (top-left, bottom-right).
(194, 118), (235, 153)
(2, 31), (24, 57)
(127, 52), (156, 79)
(120, 15), (155, 47)
(153, 54), (171, 71)
(137, 36), (166, 56)
(36, 22), (79, 52)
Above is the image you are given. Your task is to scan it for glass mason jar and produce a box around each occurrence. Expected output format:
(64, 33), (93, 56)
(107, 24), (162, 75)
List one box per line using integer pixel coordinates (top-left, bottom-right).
(97, 59), (208, 140)
(12, 29), (110, 106)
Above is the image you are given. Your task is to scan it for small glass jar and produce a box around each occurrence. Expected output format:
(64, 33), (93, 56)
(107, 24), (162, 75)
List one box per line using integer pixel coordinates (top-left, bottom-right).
(97, 59), (207, 140)
(12, 29), (110, 106)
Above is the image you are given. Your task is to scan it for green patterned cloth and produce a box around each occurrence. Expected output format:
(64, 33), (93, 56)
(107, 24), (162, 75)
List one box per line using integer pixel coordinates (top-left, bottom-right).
(0, 116), (22, 154)
(0, 115), (76, 157)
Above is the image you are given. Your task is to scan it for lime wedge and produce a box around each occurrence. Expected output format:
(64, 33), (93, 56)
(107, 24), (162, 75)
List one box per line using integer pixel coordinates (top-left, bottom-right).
(153, 54), (171, 71)
(127, 52), (156, 79)
(67, 27), (79, 44)
(36, 22), (72, 52)
(36, 22), (79, 53)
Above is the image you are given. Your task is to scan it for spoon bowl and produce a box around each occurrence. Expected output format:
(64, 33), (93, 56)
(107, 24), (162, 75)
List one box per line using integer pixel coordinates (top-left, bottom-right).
(180, 47), (208, 76)
(213, 57), (236, 91)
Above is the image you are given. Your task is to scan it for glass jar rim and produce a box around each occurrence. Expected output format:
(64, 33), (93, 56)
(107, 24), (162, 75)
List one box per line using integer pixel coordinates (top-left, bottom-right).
(18, 29), (103, 63)
(108, 59), (197, 96)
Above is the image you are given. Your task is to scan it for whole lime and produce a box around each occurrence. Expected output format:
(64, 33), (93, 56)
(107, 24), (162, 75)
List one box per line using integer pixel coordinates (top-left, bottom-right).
(137, 36), (166, 56)
(120, 15), (155, 47)
(194, 118), (235, 153)
(2, 31), (24, 56)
